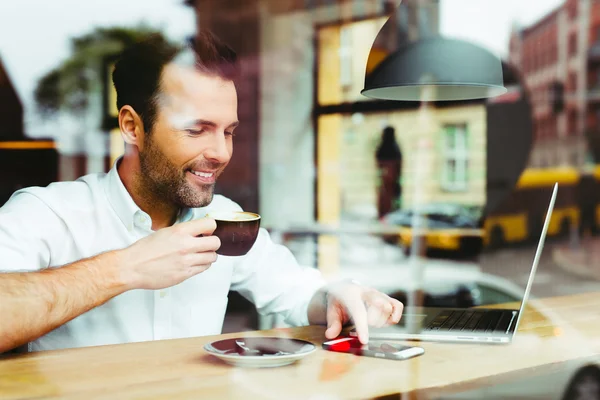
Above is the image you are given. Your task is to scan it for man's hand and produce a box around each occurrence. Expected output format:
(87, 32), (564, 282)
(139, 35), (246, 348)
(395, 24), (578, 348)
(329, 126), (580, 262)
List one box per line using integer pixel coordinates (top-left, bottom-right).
(116, 217), (221, 290)
(309, 281), (403, 344)
(0, 217), (221, 353)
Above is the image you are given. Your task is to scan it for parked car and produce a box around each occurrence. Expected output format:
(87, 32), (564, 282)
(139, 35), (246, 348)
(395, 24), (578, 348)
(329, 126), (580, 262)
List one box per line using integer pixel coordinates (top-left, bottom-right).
(436, 358), (600, 400)
(334, 258), (524, 309)
(381, 203), (485, 258)
(277, 229), (600, 400)
(336, 260), (600, 400)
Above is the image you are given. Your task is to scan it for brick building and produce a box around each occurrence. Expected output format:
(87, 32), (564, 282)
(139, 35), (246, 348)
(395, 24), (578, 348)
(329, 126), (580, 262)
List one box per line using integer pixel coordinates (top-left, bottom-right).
(508, 0), (600, 167)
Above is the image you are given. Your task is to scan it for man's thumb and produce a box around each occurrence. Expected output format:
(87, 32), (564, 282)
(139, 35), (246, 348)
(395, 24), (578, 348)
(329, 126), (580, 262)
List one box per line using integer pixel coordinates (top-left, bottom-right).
(325, 318), (342, 339)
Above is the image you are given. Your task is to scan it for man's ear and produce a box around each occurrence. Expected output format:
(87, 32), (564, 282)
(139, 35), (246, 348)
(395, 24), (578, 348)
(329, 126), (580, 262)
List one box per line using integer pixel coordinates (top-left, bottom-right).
(118, 105), (146, 149)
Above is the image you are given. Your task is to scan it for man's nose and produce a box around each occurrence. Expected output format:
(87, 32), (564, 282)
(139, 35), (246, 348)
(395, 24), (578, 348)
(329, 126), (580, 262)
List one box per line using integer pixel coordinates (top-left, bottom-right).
(204, 132), (231, 164)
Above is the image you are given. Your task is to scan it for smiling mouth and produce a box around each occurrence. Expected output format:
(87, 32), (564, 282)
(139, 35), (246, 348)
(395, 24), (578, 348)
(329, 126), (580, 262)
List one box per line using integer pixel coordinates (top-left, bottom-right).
(191, 170), (214, 179)
(188, 170), (217, 184)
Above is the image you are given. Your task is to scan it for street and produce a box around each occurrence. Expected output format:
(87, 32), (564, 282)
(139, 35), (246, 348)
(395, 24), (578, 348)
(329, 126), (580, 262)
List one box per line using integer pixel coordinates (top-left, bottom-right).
(283, 232), (600, 300)
(281, 233), (600, 400)
(224, 232), (600, 334)
(479, 241), (600, 299)
(223, 232), (600, 400)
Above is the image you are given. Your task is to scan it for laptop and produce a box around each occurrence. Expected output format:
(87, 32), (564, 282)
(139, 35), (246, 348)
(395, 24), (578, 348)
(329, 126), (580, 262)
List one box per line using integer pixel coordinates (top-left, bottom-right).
(350, 183), (558, 344)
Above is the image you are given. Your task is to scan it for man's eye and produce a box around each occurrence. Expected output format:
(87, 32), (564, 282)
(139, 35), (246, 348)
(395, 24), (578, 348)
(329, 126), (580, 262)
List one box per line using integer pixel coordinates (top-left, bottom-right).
(185, 129), (204, 135)
(225, 131), (236, 137)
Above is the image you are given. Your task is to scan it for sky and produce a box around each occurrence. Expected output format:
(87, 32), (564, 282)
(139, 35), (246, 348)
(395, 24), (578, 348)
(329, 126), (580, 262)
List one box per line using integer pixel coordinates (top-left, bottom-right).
(0, 0), (563, 137)
(0, 0), (195, 137)
(439, 0), (564, 58)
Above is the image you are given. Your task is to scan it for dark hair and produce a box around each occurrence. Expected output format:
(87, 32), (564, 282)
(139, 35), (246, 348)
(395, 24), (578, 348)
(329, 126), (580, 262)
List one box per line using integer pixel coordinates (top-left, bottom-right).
(112, 30), (238, 133)
(376, 126), (402, 161)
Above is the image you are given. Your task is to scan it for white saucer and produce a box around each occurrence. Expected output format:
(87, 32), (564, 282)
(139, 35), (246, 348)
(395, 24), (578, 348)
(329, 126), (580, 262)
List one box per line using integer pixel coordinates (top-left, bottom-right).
(203, 337), (317, 368)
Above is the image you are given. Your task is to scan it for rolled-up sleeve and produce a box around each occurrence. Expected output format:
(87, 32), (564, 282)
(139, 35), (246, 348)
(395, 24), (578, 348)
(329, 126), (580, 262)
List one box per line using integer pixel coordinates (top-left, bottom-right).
(0, 192), (63, 273)
(230, 228), (326, 327)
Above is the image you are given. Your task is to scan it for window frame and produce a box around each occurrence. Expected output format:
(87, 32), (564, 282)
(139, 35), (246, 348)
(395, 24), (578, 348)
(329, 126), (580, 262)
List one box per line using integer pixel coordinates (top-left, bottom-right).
(441, 124), (470, 192)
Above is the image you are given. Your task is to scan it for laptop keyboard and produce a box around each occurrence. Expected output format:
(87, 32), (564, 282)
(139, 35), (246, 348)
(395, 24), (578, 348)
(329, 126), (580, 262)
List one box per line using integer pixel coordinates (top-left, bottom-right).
(425, 309), (514, 333)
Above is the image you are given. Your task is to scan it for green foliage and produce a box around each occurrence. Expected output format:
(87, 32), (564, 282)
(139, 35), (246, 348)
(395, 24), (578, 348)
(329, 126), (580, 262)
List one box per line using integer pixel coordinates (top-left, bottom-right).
(34, 24), (169, 117)
(34, 69), (62, 116)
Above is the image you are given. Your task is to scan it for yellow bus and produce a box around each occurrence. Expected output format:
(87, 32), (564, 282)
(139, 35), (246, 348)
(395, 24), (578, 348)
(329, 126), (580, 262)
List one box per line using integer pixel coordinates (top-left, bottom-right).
(483, 167), (581, 248)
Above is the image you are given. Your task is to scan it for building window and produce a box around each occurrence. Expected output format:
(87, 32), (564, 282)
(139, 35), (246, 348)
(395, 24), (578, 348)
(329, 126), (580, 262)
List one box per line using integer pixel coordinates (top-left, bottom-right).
(568, 109), (577, 136)
(569, 72), (577, 91)
(339, 25), (352, 87)
(441, 124), (469, 192)
(567, 0), (577, 20)
(569, 33), (577, 56)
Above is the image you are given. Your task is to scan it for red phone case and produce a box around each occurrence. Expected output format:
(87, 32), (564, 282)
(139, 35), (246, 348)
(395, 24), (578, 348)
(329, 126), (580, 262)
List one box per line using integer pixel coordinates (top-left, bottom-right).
(322, 337), (424, 360)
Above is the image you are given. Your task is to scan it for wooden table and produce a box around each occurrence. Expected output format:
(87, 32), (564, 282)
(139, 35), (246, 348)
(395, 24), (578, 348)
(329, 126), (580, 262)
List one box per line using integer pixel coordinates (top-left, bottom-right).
(2, 292), (600, 400)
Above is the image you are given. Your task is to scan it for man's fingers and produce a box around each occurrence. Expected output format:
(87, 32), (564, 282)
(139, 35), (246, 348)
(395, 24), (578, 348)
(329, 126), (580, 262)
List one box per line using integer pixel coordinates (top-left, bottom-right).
(325, 300), (344, 339)
(387, 298), (404, 325)
(367, 297), (393, 328)
(325, 320), (343, 340)
(343, 294), (369, 344)
(185, 263), (214, 279)
(325, 284), (404, 344)
(362, 291), (404, 328)
(362, 291), (391, 326)
(368, 307), (389, 328)
(189, 235), (221, 253)
(176, 217), (217, 236)
(184, 251), (218, 268)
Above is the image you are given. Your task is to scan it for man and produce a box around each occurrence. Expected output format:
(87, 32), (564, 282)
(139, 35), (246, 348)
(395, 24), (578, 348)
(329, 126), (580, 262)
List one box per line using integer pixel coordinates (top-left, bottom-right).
(0, 31), (402, 353)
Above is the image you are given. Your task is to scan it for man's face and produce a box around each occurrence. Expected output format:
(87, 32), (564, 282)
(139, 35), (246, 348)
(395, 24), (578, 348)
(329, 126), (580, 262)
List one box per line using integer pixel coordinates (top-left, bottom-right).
(138, 63), (238, 209)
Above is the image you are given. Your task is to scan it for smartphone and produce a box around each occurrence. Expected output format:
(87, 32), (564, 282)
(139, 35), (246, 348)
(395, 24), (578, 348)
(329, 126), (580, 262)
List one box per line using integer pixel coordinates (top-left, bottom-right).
(322, 337), (424, 360)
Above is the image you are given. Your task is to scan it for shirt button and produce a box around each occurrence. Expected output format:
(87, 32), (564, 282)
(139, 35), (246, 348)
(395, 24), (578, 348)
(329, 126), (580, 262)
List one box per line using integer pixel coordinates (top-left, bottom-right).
(159, 290), (167, 298)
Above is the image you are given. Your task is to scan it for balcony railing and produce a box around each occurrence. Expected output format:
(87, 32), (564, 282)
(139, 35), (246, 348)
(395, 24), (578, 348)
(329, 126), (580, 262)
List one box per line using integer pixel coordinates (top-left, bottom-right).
(589, 42), (600, 63)
(589, 87), (600, 102)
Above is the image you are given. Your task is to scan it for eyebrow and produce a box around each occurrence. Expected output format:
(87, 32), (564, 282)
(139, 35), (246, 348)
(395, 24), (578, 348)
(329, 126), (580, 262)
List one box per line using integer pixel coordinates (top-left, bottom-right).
(186, 119), (239, 129)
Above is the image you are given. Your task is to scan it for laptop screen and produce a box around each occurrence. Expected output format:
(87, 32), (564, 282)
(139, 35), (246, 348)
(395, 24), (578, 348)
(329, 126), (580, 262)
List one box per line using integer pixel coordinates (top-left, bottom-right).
(511, 182), (558, 331)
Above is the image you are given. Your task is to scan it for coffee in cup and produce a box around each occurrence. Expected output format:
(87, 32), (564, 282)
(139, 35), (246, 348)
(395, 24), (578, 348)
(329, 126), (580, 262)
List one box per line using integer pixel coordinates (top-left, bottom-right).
(208, 211), (261, 256)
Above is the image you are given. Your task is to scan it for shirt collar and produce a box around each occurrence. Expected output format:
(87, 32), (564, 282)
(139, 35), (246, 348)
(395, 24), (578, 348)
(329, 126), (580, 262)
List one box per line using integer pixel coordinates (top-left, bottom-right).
(103, 158), (195, 229)
(177, 206), (195, 223)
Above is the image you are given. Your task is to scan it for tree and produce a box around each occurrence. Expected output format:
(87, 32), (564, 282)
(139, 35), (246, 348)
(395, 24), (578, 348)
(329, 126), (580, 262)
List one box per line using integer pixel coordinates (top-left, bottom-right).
(34, 25), (172, 118)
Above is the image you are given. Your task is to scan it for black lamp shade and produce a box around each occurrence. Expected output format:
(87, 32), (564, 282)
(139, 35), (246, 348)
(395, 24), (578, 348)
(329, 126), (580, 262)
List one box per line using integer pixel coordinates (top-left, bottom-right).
(362, 37), (507, 101)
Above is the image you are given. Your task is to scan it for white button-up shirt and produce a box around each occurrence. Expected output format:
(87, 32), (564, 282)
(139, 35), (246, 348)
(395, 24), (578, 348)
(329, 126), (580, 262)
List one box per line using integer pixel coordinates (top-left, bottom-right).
(0, 163), (324, 352)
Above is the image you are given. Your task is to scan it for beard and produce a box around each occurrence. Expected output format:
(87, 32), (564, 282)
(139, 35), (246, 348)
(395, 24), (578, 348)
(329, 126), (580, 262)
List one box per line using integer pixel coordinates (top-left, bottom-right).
(138, 136), (220, 209)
